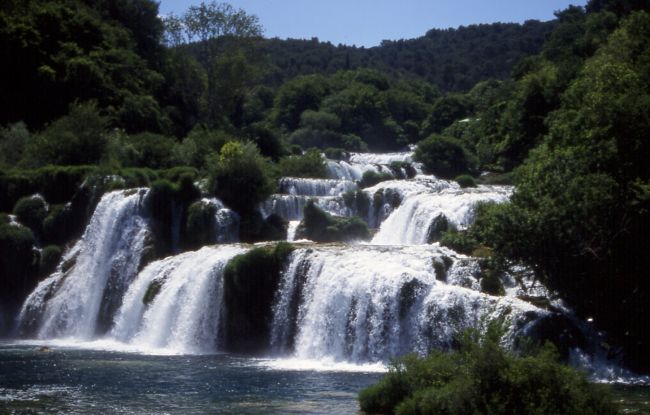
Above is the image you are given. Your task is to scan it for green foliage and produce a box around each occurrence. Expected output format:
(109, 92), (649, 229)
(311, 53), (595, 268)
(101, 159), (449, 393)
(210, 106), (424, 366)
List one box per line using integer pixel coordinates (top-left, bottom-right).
(414, 135), (476, 179)
(184, 199), (217, 249)
(295, 200), (370, 242)
(454, 174), (476, 188)
(359, 326), (617, 415)
(359, 171), (393, 189)
(277, 149), (328, 178)
(208, 141), (274, 214)
(222, 242), (293, 352)
(23, 103), (109, 167)
(463, 10), (650, 371)
(39, 244), (62, 275)
(13, 195), (48, 235)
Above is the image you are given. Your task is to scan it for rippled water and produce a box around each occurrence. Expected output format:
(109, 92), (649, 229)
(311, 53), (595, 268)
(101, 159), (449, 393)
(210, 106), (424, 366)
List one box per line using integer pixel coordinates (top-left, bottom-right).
(0, 343), (382, 414)
(1, 344), (649, 414)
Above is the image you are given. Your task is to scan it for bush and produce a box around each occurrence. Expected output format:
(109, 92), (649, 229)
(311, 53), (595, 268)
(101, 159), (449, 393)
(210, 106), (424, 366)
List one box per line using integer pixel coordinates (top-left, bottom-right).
(439, 229), (477, 255)
(23, 103), (108, 167)
(278, 148), (328, 178)
(13, 195), (48, 235)
(295, 200), (370, 242)
(40, 245), (63, 275)
(120, 132), (178, 169)
(359, 170), (393, 188)
(359, 325), (617, 415)
(454, 174), (476, 188)
(414, 135), (476, 179)
(209, 141), (274, 214)
(42, 204), (72, 245)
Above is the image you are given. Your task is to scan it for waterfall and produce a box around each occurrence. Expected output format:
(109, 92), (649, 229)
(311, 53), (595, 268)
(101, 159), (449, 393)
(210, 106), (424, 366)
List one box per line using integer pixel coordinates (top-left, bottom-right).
(200, 198), (240, 243)
(372, 185), (511, 245)
(270, 245), (545, 363)
(261, 195), (351, 221)
(9, 149), (607, 375)
(280, 177), (357, 196)
(18, 189), (150, 339)
(110, 245), (246, 354)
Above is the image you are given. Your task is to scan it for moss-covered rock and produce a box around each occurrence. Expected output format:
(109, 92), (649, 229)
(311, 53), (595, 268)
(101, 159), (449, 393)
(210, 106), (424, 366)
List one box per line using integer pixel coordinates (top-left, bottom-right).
(455, 174), (477, 188)
(259, 214), (288, 241)
(359, 170), (392, 188)
(433, 255), (454, 282)
(0, 223), (38, 314)
(222, 242), (294, 353)
(426, 214), (450, 243)
(184, 200), (217, 250)
(479, 260), (505, 296)
(295, 200), (370, 242)
(143, 279), (164, 305)
(343, 190), (370, 220)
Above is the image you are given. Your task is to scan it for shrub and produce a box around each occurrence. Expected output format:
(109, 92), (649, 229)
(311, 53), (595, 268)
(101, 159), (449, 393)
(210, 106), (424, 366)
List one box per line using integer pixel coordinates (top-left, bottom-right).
(295, 200), (370, 242)
(23, 103), (108, 167)
(359, 325), (617, 415)
(439, 229), (477, 255)
(40, 245), (63, 275)
(359, 171), (393, 188)
(13, 195), (48, 235)
(278, 148), (328, 178)
(454, 174), (477, 188)
(209, 141), (274, 214)
(42, 204), (72, 245)
(414, 135), (476, 179)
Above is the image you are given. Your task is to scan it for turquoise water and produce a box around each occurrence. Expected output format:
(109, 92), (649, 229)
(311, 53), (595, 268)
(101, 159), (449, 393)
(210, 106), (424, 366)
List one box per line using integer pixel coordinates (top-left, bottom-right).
(0, 344), (382, 414)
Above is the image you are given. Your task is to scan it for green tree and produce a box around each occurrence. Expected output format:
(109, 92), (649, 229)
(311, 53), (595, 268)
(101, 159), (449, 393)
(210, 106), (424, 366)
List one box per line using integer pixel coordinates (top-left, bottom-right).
(208, 141), (273, 214)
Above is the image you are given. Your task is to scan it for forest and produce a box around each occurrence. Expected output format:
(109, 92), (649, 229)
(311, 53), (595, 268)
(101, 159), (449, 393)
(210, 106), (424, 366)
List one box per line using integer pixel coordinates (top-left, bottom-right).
(1, 0), (650, 411)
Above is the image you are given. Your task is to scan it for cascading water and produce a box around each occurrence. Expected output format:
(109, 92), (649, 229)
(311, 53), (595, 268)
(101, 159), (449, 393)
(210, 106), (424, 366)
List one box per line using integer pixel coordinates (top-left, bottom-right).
(18, 189), (150, 339)
(270, 245), (545, 363)
(372, 185), (511, 245)
(10, 149), (613, 379)
(199, 198), (240, 243)
(110, 245), (246, 354)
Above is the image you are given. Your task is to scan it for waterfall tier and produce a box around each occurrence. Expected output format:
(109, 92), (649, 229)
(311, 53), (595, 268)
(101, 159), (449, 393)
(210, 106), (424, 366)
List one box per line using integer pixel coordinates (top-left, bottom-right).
(19, 189), (150, 339)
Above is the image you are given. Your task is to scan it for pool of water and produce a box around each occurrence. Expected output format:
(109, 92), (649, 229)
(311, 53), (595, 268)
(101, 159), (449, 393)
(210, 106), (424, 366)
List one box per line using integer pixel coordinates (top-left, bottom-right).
(1, 343), (648, 414)
(0, 343), (382, 414)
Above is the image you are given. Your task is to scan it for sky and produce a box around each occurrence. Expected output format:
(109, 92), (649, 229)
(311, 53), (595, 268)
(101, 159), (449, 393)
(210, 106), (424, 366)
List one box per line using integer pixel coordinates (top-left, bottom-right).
(157, 0), (589, 48)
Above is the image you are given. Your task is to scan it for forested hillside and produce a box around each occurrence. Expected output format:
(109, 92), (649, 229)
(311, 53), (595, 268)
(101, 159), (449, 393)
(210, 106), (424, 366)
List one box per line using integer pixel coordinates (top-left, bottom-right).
(251, 20), (555, 91)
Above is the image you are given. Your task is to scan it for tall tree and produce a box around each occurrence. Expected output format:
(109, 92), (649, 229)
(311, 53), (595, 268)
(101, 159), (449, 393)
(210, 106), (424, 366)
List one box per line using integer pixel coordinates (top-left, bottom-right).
(163, 1), (262, 127)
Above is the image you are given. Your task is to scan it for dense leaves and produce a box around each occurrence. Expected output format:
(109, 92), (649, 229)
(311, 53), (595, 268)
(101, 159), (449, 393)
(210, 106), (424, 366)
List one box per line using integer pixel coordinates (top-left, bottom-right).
(358, 325), (617, 415)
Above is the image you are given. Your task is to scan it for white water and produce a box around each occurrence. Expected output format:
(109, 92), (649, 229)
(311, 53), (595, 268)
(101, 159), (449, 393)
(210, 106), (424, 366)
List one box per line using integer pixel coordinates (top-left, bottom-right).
(110, 245), (246, 354)
(199, 198), (240, 243)
(19, 189), (150, 339)
(270, 245), (545, 363)
(280, 177), (357, 197)
(372, 185), (511, 245)
(11, 150), (626, 381)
